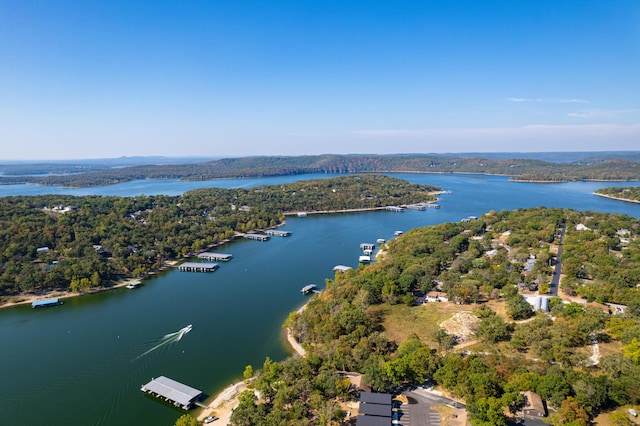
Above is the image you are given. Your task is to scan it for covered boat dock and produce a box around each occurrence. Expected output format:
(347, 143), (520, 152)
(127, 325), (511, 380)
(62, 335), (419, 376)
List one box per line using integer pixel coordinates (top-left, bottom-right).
(197, 252), (233, 261)
(264, 229), (292, 237)
(32, 298), (63, 308)
(141, 376), (203, 410)
(177, 262), (218, 272)
(244, 233), (270, 241)
(301, 284), (317, 294)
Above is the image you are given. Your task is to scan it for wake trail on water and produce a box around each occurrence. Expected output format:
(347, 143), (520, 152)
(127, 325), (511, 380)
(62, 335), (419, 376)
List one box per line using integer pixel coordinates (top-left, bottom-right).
(89, 325), (193, 425)
(132, 324), (192, 361)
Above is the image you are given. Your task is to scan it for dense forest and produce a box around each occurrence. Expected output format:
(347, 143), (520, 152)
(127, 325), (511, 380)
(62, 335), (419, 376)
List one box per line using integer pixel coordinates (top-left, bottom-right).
(1, 154), (640, 187)
(595, 186), (640, 203)
(0, 175), (438, 300)
(227, 208), (640, 426)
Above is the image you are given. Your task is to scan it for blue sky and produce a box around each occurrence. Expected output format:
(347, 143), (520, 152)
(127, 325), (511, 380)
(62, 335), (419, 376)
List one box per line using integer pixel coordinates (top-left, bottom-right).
(1, 1), (639, 160)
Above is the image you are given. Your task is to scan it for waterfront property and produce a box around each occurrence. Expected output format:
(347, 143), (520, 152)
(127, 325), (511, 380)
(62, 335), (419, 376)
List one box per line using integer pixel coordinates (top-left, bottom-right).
(32, 298), (63, 308)
(177, 262), (218, 272)
(197, 252), (233, 261)
(244, 233), (270, 241)
(140, 376), (203, 410)
(264, 229), (292, 237)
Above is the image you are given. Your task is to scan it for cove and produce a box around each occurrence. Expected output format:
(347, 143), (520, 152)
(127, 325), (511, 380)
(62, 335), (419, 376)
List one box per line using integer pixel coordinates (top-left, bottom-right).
(0, 174), (638, 425)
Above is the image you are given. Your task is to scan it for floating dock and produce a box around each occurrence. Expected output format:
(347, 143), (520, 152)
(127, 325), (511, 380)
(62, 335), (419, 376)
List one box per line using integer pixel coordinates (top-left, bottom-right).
(359, 255), (371, 263)
(141, 376), (203, 410)
(244, 233), (270, 241)
(385, 206), (405, 212)
(177, 262), (218, 272)
(333, 265), (353, 272)
(32, 298), (63, 308)
(197, 252), (233, 261)
(301, 284), (317, 294)
(126, 280), (142, 289)
(360, 243), (375, 251)
(264, 229), (291, 237)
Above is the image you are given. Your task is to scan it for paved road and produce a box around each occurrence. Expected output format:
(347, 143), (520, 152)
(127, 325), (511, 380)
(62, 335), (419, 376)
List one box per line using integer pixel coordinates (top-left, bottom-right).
(397, 388), (466, 425)
(549, 220), (566, 297)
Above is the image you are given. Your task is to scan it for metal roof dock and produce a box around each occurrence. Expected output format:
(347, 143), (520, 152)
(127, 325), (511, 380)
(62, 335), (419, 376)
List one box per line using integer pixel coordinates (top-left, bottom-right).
(264, 229), (292, 237)
(244, 233), (270, 241)
(32, 298), (63, 308)
(140, 376), (203, 410)
(301, 284), (317, 294)
(197, 252), (233, 261)
(360, 243), (375, 251)
(333, 265), (353, 272)
(177, 262), (218, 272)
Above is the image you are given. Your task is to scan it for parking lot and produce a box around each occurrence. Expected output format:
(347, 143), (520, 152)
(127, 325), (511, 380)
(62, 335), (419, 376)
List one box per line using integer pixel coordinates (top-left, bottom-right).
(391, 388), (467, 426)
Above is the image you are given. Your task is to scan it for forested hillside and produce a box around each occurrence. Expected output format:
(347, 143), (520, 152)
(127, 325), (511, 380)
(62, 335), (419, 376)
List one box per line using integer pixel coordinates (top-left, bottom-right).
(232, 208), (640, 426)
(1, 154), (640, 187)
(0, 175), (437, 299)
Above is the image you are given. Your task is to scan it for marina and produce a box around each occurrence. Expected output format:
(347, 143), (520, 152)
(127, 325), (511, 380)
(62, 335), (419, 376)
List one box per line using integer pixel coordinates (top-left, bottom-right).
(177, 262), (218, 272)
(197, 252), (233, 262)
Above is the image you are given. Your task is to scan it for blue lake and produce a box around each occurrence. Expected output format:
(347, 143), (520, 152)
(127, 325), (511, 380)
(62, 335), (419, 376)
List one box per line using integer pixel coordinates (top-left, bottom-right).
(0, 173), (638, 425)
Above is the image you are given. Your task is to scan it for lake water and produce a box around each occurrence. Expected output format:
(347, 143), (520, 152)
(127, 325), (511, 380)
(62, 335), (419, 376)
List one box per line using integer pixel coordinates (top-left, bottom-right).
(0, 174), (639, 425)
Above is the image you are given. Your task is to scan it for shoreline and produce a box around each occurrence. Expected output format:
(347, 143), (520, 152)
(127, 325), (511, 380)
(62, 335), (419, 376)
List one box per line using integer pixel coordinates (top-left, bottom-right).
(196, 303), (309, 424)
(593, 192), (640, 204)
(0, 199), (430, 310)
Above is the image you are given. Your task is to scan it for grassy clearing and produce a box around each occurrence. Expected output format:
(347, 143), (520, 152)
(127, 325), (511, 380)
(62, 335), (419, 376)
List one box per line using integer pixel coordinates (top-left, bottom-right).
(369, 302), (474, 347)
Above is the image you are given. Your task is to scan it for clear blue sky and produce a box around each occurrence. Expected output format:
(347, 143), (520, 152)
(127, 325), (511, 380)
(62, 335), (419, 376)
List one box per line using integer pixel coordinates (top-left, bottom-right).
(1, 0), (639, 160)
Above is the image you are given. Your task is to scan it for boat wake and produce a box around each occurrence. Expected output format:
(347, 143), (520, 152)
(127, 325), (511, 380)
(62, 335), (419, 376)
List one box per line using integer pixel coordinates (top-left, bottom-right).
(132, 324), (192, 361)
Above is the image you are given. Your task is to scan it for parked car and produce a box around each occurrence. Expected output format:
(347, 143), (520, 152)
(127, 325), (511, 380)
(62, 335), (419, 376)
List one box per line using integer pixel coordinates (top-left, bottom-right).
(204, 416), (218, 424)
(628, 408), (638, 417)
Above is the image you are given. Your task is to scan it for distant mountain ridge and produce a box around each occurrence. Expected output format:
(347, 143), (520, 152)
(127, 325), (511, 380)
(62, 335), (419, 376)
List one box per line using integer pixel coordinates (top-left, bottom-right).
(1, 152), (639, 187)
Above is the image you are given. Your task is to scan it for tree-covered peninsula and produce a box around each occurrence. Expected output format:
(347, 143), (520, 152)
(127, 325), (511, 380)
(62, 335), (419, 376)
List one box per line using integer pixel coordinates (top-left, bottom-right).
(594, 186), (640, 203)
(0, 175), (438, 301)
(2, 154), (640, 187)
(230, 207), (640, 426)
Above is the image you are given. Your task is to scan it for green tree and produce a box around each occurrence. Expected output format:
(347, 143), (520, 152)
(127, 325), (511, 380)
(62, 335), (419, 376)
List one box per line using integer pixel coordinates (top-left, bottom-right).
(174, 414), (199, 426)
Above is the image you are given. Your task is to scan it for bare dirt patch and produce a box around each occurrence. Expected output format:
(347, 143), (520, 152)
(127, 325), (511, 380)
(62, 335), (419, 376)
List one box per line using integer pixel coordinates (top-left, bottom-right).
(440, 312), (480, 342)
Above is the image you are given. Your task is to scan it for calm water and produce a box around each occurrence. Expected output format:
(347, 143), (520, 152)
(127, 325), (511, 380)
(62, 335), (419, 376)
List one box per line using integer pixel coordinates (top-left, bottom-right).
(0, 174), (639, 425)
